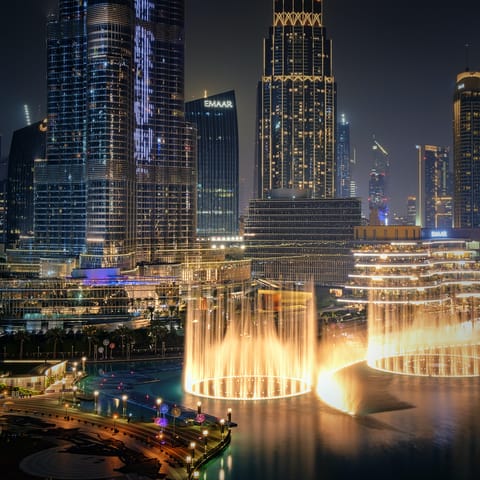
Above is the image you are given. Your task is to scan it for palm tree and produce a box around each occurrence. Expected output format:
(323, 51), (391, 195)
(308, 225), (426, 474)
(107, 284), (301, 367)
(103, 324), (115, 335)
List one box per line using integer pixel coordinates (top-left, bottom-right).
(83, 325), (98, 358)
(46, 327), (65, 359)
(113, 325), (134, 358)
(15, 329), (30, 360)
(148, 320), (168, 356)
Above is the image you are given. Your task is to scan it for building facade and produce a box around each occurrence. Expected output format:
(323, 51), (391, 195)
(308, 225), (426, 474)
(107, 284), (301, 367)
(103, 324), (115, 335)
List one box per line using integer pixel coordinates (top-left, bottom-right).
(336, 114), (352, 198)
(256, 0), (336, 200)
(453, 71), (480, 228)
(368, 138), (390, 225)
(418, 145), (452, 229)
(6, 120), (47, 247)
(32, 0), (195, 270)
(186, 91), (239, 239)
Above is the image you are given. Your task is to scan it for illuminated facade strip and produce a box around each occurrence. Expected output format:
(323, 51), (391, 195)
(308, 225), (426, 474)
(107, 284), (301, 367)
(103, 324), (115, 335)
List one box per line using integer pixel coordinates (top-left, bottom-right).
(274, 12), (322, 27)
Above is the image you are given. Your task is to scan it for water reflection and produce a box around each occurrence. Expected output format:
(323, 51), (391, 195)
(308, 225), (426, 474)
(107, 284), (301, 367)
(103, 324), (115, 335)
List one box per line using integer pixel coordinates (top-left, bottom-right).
(85, 361), (480, 480)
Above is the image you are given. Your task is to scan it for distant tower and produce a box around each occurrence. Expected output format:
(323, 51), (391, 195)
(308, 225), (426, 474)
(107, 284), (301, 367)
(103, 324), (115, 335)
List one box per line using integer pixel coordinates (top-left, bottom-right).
(336, 114), (351, 198)
(186, 91), (239, 238)
(418, 145), (452, 228)
(453, 71), (480, 228)
(256, 0), (336, 200)
(368, 138), (390, 225)
(406, 195), (417, 226)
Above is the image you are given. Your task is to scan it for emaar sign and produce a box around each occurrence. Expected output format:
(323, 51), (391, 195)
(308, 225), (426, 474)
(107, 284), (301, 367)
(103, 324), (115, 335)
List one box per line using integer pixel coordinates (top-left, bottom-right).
(204, 99), (234, 109)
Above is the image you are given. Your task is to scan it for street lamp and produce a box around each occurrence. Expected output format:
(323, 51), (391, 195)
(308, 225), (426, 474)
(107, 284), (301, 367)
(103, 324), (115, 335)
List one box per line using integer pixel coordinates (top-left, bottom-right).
(81, 356), (87, 371)
(64, 402), (69, 419)
(192, 471), (200, 479)
(122, 394), (128, 418)
(185, 455), (192, 476)
(227, 407), (232, 429)
(197, 401), (202, 414)
(72, 385), (77, 404)
(202, 429), (208, 455)
(190, 441), (196, 459)
(156, 397), (162, 418)
(94, 390), (99, 414)
(220, 418), (225, 439)
(113, 413), (118, 432)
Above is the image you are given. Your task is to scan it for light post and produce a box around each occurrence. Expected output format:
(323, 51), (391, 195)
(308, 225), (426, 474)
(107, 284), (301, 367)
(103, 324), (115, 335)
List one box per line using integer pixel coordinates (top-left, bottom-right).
(227, 407), (232, 429)
(81, 356), (87, 371)
(220, 418), (225, 439)
(122, 394), (128, 418)
(94, 390), (99, 414)
(72, 385), (77, 404)
(202, 429), (208, 456)
(190, 441), (196, 460)
(185, 455), (192, 477)
(156, 397), (162, 418)
(64, 402), (69, 419)
(113, 413), (118, 432)
(192, 471), (200, 479)
(197, 401), (202, 414)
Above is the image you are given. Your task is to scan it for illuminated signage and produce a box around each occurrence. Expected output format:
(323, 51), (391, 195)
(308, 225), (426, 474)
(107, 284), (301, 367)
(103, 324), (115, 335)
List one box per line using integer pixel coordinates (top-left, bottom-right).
(204, 100), (234, 109)
(431, 230), (448, 238)
(458, 83), (465, 90)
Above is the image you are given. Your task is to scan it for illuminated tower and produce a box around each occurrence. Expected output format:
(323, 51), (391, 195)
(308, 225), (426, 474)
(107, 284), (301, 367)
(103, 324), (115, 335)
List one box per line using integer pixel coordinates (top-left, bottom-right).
(453, 71), (480, 228)
(256, 0), (336, 199)
(368, 138), (389, 225)
(417, 145), (452, 229)
(34, 0), (195, 269)
(186, 91), (239, 238)
(135, 0), (196, 263)
(336, 114), (351, 198)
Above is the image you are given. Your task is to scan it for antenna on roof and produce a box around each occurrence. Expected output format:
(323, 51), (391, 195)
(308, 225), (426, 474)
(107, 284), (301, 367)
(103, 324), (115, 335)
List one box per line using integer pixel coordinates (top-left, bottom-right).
(465, 43), (470, 72)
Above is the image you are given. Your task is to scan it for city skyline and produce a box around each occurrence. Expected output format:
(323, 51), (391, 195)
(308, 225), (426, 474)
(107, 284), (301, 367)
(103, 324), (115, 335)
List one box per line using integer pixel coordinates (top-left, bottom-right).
(1, 1), (480, 217)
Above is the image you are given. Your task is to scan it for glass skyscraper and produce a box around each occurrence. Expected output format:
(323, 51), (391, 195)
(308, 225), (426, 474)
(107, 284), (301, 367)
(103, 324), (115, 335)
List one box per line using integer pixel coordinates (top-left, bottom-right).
(33, 0), (195, 269)
(368, 138), (390, 225)
(453, 71), (480, 228)
(256, 0), (336, 200)
(185, 91), (239, 238)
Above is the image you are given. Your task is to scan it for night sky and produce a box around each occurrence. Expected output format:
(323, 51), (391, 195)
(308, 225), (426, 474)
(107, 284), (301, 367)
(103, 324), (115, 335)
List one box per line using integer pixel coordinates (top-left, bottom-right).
(1, 0), (480, 217)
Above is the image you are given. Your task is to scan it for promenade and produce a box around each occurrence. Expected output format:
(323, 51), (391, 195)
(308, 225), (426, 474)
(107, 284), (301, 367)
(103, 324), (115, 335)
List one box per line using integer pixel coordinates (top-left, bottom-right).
(1, 390), (231, 480)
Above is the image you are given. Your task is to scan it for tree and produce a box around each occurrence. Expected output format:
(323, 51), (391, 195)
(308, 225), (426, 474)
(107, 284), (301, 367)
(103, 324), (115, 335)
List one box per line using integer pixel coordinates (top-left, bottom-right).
(46, 327), (65, 359)
(148, 320), (168, 356)
(83, 325), (98, 358)
(15, 330), (30, 360)
(113, 325), (134, 358)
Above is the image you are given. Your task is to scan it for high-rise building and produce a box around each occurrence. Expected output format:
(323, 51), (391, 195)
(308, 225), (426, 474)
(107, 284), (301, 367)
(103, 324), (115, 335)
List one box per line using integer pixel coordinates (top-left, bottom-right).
(32, 0), (195, 270)
(406, 195), (417, 226)
(134, 0), (196, 263)
(7, 120), (47, 247)
(186, 91), (239, 238)
(336, 114), (351, 198)
(256, 0), (336, 200)
(368, 138), (390, 225)
(453, 71), (480, 228)
(417, 145), (452, 229)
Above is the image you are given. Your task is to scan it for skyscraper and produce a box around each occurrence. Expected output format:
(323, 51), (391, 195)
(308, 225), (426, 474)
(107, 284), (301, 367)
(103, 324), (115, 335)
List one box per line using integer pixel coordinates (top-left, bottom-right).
(7, 120), (47, 247)
(186, 91), (239, 238)
(336, 114), (351, 198)
(33, 0), (195, 270)
(256, 0), (336, 200)
(417, 145), (452, 229)
(453, 71), (480, 228)
(368, 138), (390, 225)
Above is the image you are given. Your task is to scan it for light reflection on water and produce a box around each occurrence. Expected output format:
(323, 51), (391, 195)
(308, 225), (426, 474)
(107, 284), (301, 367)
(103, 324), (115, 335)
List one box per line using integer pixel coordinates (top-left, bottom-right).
(85, 360), (480, 480)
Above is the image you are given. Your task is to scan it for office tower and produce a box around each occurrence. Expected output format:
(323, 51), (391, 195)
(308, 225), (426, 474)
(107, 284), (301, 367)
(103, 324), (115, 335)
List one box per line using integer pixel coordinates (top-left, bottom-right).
(7, 120), (47, 247)
(34, 0), (194, 269)
(417, 145), (452, 229)
(336, 114), (351, 198)
(368, 138), (390, 225)
(135, 0), (196, 263)
(256, 0), (336, 200)
(406, 195), (417, 226)
(186, 91), (239, 238)
(453, 71), (480, 228)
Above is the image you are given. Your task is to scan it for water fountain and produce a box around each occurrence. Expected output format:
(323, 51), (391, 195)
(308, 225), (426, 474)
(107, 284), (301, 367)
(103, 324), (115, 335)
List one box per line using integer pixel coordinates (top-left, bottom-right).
(359, 240), (480, 377)
(184, 282), (316, 400)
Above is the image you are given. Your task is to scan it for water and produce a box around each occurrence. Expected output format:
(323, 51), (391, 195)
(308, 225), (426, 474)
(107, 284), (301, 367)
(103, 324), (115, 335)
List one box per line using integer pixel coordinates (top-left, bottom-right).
(83, 360), (480, 480)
